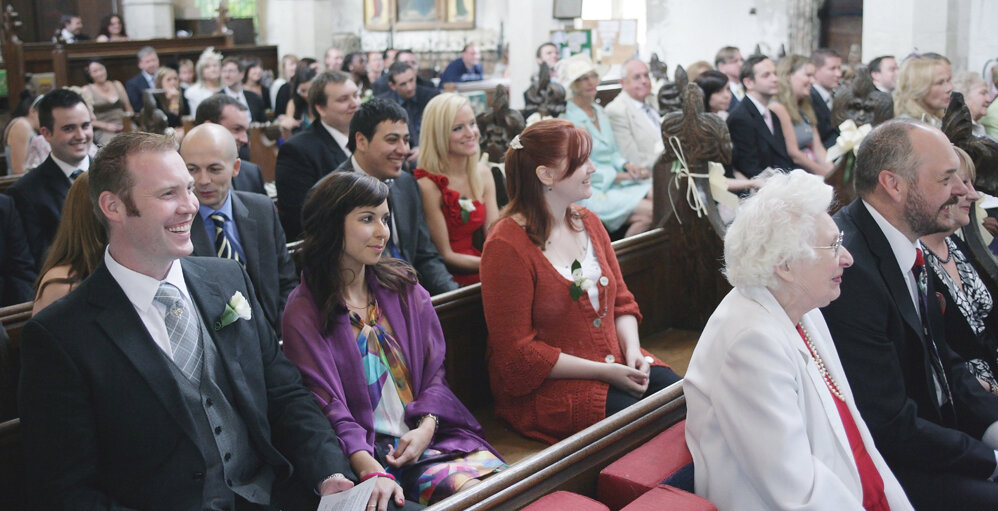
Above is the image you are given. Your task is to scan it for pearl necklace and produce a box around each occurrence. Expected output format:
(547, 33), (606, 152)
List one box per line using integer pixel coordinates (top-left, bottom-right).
(797, 324), (845, 402)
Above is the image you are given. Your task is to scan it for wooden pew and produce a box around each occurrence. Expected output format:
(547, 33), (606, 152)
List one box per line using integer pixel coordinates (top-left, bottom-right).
(13, 36), (278, 98)
(427, 383), (687, 510)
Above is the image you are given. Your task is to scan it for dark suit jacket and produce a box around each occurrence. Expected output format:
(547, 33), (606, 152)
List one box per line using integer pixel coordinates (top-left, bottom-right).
(18, 257), (351, 510)
(727, 85), (740, 113)
(726, 98), (793, 178)
(225, 89), (267, 123)
(332, 159), (458, 296)
(377, 85), (439, 147)
(125, 73), (151, 112)
(191, 191), (296, 334)
(234, 160), (267, 196)
(5, 155), (77, 269)
(822, 199), (998, 480)
(0, 194), (36, 306)
(811, 87), (839, 149)
(275, 122), (348, 240)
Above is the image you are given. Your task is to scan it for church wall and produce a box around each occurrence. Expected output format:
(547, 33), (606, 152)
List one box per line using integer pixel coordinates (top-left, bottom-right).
(645, 0), (789, 72)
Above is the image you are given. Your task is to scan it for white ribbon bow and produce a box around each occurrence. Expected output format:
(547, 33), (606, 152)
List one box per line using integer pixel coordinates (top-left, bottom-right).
(826, 119), (872, 163)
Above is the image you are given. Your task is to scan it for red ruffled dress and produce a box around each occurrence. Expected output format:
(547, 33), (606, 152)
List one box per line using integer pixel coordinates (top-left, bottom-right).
(415, 169), (485, 286)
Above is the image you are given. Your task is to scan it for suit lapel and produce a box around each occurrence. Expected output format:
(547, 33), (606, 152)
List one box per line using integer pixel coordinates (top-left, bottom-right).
(744, 100), (783, 152)
(181, 259), (251, 407)
(89, 263), (200, 444)
(850, 202), (924, 339)
(190, 214), (213, 256)
(231, 193), (262, 287)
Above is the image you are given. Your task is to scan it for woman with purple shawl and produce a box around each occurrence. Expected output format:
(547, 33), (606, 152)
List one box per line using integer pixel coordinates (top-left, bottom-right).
(282, 172), (505, 509)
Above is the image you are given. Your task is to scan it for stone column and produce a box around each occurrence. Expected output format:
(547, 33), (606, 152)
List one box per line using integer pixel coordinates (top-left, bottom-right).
(121, 0), (174, 39)
(787, 0), (821, 56)
(263, 0), (358, 61)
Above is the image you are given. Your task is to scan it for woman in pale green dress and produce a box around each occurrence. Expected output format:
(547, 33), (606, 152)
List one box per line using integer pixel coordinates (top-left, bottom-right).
(559, 54), (653, 237)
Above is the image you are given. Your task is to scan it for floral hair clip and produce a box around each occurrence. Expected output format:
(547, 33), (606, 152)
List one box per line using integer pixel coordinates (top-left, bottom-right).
(510, 135), (523, 150)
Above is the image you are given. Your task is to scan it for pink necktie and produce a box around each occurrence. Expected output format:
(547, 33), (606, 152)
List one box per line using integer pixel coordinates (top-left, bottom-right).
(763, 109), (774, 134)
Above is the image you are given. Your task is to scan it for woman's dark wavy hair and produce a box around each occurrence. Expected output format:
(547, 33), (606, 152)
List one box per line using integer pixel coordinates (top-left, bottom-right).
(502, 118), (592, 246)
(694, 70), (729, 113)
(297, 172), (417, 333)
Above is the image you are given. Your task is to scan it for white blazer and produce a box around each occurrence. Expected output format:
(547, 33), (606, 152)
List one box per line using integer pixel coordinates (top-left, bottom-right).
(605, 93), (664, 169)
(684, 286), (913, 511)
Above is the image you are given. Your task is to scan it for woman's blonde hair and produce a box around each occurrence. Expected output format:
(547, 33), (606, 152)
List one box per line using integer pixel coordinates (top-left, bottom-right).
(774, 54), (817, 126)
(417, 92), (483, 201)
(154, 66), (177, 89)
(195, 47), (223, 84)
(894, 57), (946, 120)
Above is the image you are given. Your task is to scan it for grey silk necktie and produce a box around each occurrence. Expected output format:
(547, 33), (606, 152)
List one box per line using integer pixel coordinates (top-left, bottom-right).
(154, 282), (203, 383)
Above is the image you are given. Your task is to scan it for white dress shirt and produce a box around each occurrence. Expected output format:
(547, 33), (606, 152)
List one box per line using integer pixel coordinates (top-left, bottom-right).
(104, 248), (195, 361)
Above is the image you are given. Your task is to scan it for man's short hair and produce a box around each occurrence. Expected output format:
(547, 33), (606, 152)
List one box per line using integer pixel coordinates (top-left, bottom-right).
(715, 46), (740, 67)
(382, 48), (396, 60)
(461, 44), (475, 53)
(89, 132), (178, 225)
(347, 98), (408, 153)
(221, 56), (243, 72)
(536, 42), (557, 58)
(194, 94), (248, 125)
(60, 14), (79, 27)
(136, 46), (156, 60)
(853, 118), (922, 196)
(387, 61), (414, 84)
(37, 88), (86, 132)
(739, 54), (769, 86)
(308, 70), (351, 120)
(868, 55), (894, 74)
(811, 48), (841, 68)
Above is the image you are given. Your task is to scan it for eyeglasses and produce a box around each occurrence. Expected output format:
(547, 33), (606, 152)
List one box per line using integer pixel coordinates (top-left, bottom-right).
(814, 231), (844, 257)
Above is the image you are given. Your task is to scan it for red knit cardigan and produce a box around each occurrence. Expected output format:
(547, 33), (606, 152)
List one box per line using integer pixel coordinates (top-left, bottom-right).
(480, 208), (667, 444)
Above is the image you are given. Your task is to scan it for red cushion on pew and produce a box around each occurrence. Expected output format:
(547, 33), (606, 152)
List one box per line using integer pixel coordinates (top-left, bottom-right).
(597, 420), (691, 511)
(619, 485), (716, 511)
(521, 491), (611, 511)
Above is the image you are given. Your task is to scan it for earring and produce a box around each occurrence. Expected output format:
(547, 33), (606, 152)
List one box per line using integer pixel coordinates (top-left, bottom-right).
(547, 186), (553, 192)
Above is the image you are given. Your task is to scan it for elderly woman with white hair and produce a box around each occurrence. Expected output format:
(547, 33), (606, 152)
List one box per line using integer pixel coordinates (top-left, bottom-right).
(559, 53), (653, 236)
(684, 169), (913, 511)
(951, 71), (995, 136)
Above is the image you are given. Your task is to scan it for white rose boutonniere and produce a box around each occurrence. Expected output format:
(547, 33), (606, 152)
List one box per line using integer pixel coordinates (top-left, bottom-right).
(458, 197), (476, 223)
(215, 291), (252, 331)
(569, 260), (593, 301)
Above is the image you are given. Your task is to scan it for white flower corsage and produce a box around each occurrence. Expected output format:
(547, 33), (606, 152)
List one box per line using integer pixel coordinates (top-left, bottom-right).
(458, 197), (477, 223)
(215, 291), (252, 331)
(569, 260), (593, 301)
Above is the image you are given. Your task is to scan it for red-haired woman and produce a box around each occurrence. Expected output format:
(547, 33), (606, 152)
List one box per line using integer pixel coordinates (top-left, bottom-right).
(480, 118), (680, 444)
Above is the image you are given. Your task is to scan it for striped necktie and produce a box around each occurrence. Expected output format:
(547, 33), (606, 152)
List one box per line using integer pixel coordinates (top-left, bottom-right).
(209, 213), (243, 267)
(154, 282), (202, 383)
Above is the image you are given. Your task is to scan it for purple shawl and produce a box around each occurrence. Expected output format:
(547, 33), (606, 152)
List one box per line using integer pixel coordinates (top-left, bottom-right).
(282, 269), (501, 461)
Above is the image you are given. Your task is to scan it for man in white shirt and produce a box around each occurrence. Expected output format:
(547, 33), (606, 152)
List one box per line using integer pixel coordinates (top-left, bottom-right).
(870, 55), (900, 93)
(823, 118), (998, 510)
(19, 131), (361, 510)
(606, 58), (665, 169)
(810, 48), (843, 148)
(57, 13), (87, 43)
(5, 88), (92, 268)
(715, 46), (744, 113)
(274, 70), (360, 240)
(219, 57), (267, 122)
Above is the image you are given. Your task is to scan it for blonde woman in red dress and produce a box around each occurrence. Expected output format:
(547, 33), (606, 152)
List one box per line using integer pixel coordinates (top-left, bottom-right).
(415, 93), (499, 286)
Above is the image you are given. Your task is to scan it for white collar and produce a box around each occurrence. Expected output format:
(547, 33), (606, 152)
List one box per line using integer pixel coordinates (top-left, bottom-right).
(50, 153), (89, 180)
(862, 199), (918, 275)
(813, 84), (833, 103)
(746, 93), (770, 117)
(104, 247), (192, 315)
(321, 121), (351, 156)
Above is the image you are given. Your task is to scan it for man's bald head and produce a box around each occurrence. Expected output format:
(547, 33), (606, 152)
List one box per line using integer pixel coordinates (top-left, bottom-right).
(179, 123), (241, 211)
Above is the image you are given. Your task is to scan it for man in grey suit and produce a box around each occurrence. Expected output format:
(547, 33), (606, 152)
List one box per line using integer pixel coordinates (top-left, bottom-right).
(194, 94), (267, 196)
(327, 98), (458, 295)
(606, 58), (664, 169)
(180, 123), (297, 335)
(19, 132), (361, 510)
